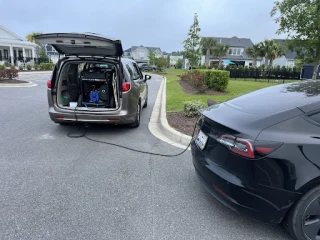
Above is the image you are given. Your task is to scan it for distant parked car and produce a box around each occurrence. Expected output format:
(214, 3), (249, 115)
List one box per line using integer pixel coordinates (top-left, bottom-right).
(192, 80), (320, 240)
(138, 63), (156, 71)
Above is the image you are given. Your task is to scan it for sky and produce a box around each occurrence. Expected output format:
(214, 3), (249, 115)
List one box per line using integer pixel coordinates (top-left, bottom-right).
(0, 0), (287, 52)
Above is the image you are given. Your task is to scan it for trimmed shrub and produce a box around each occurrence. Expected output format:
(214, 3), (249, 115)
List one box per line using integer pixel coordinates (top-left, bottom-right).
(0, 65), (5, 70)
(183, 100), (206, 117)
(4, 61), (10, 67)
(19, 66), (23, 70)
(34, 63), (39, 70)
(27, 64), (32, 70)
(198, 70), (230, 91)
(5, 69), (19, 79)
(10, 64), (16, 69)
(0, 70), (6, 79)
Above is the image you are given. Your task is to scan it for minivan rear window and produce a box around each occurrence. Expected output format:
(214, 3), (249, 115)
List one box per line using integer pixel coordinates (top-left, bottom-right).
(225, 81), (320, 114)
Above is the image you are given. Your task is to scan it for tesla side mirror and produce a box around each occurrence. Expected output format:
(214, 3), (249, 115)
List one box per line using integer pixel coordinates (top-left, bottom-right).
(145, 75), (151, 81)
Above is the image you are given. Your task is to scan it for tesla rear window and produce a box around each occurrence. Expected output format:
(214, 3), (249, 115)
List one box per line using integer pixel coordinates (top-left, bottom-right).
(225, 81), (320, 114)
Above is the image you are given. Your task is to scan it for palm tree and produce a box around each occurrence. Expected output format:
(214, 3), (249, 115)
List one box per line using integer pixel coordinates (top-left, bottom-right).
(26, 32), (43, 45)
(258, 39), (286, 67)
(200, 37), (217, 68)
(246, 43), (261, 67)
(213, 43), (230, 68)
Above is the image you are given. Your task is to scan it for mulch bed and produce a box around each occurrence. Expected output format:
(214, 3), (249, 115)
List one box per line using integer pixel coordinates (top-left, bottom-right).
(167, 111), (199, 136)
(179, 80), (228, 95)
(0, 79), (29, 84)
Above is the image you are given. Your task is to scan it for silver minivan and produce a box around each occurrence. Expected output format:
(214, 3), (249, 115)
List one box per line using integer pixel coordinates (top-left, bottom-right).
(35, 32), (150, 128)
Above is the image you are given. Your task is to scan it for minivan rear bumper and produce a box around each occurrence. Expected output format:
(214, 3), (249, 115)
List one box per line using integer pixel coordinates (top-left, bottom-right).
(49, 106), (136, 124)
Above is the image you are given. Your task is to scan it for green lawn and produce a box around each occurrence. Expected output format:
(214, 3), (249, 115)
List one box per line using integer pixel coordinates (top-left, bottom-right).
(161, 69), (297, 112)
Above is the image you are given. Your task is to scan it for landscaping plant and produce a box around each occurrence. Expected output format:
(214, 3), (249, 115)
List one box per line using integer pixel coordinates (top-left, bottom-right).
(183, 100), (206, 117)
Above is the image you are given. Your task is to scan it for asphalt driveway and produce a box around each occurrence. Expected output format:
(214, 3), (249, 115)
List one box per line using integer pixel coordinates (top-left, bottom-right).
(0, 74), (292, 240)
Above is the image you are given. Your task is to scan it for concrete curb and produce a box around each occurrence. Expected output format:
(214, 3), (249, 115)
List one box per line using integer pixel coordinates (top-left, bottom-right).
(148, 75), (192, 149)
(19, 71), (52, 75)
(0, 81), (38, 88)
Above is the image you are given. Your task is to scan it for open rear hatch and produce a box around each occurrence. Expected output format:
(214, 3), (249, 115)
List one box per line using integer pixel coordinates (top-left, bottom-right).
(34, 32), (123, 57)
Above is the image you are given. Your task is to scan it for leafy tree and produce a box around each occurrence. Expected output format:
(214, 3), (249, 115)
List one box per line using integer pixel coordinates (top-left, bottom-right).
(148, 50), (156, 65)
(182, 13), (201, 69)
(154, 57), (168, 72)
(246, 43), (261, 67)
(200, 37), (217, 68)
(39, 49), (48, 59)
(26, 32), (42, 45)
(212, 43), (230, 68)
(271, 0), (320, 79)
(175, 58), (183, 69)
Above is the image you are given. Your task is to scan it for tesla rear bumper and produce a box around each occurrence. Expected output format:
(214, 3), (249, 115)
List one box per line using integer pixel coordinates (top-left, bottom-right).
(191, 142), (301, 224)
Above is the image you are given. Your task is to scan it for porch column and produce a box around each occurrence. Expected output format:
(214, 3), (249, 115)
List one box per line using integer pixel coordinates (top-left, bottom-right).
(9, 45), (14, 65)
(32, 48), (35, 59)
(22, 48), (26, 60)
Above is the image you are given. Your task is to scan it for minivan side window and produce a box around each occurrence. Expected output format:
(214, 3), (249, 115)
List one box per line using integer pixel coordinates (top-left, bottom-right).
(131, 63), (140, 80)
(126, 64), (133, 80)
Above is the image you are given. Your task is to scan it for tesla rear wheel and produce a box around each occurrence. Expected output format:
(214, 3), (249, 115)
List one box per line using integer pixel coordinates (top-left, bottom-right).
(283, 185), (320, 240)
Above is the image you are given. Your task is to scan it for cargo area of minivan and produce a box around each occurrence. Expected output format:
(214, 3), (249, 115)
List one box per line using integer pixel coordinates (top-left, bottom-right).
(56, 61), (120, 111)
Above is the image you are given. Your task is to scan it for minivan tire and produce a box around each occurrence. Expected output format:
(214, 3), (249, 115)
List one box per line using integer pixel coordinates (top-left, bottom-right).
(283, 185), (320, 240)
(143, 97), (148, 108)
(128, 101), (141, 128)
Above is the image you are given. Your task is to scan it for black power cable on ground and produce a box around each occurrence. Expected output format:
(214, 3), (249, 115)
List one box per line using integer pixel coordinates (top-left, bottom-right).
(67, 122), (198, 157)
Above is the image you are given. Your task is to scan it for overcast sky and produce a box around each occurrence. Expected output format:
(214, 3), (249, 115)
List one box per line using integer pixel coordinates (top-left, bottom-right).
(1, 0), (287, 52)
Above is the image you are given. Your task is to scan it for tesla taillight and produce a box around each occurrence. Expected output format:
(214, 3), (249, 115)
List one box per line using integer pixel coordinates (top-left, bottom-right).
(217, 135), (282, 159)
(122, 82), (131, 92)
(47, 80), (52, 89)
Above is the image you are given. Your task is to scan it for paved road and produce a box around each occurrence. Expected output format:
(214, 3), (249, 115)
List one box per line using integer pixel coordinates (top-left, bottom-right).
(0, 74), (292, 240)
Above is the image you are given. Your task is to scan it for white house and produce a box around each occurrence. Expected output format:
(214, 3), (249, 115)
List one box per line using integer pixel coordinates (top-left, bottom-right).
(272, 39), (297, 68)
(196, 36), (260, 68)
(123, 45), (163, 63)
(0, 25), (38, 67)
(169, 55), (183, 66)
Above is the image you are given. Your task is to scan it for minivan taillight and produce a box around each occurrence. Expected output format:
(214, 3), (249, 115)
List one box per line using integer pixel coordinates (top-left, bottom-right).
(47, 80), (52, 89)
(122, 82), (131, 92)
(217, 135), (282, 159)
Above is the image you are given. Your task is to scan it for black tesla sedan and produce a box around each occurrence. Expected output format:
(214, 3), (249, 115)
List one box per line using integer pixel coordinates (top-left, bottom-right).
(192, 80), (320, 240)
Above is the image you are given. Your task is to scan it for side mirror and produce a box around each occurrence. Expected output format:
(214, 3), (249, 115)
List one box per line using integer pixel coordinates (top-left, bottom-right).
(145, 75), (152, 81)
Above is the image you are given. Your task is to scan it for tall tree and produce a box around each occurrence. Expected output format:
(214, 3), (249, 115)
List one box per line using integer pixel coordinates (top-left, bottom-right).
(213, 43), (230, 68)
(200, 37), (217, 68)
(271, 0), (320, 79)
(148, 50), (156, 65)
(182, 13), (201, 69)
(246, 43), (261, 67)
(26, 32), (42, 45)
(26, 32), (43, 57)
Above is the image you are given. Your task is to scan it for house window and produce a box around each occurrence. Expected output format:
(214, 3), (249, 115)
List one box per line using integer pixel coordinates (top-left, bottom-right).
(229, 48), (243, 56)
(4, 49), (8, 59)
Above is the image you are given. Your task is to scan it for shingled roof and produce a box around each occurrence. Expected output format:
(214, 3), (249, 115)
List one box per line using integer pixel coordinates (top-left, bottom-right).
(131, 45), (162, 52)
(203, 36), (254, 60)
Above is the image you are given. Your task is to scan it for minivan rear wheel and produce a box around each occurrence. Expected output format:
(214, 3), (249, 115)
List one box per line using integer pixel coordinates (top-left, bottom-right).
(128, 101), (141, 128)
(283, 185), (320, 240)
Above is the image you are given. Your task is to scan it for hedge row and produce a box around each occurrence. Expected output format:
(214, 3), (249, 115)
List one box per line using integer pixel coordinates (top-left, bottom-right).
(197, 70), (230, 91)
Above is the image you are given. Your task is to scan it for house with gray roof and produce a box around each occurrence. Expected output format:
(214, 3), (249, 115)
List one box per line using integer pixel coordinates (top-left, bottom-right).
(123, 45), (163, 63)
(184, 36), (260, 69)
(272, 39), (297, 68)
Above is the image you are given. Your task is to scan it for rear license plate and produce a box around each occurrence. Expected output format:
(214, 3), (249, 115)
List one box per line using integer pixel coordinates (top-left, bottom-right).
(195, 130), (208, 150)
